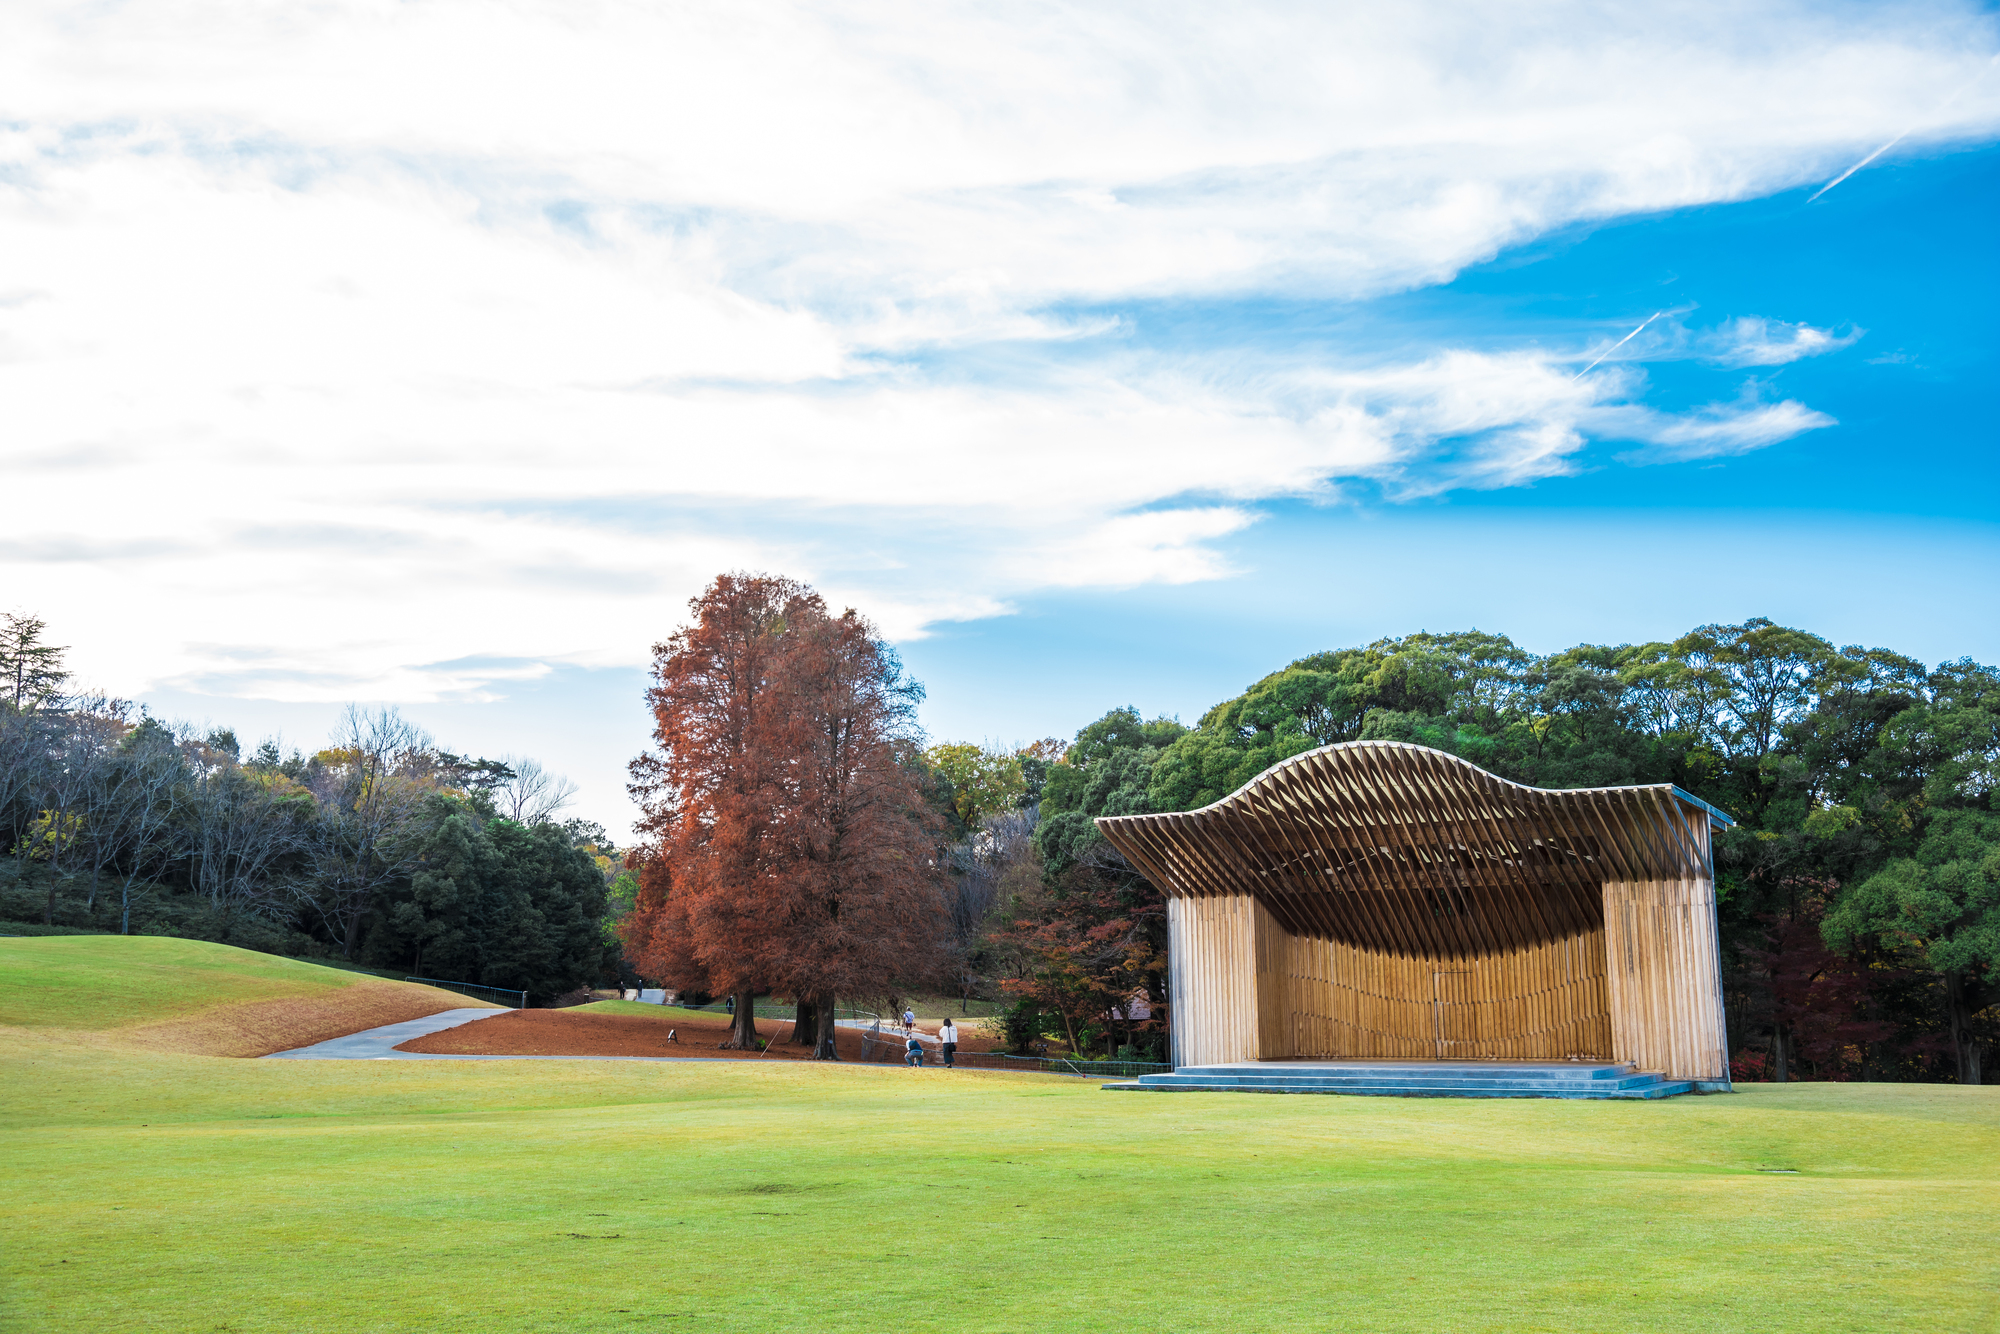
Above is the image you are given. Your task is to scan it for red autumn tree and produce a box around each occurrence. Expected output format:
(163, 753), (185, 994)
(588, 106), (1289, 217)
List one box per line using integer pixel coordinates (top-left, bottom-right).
(757, 604), (947, 1058)
(624, 572), (946, 1057)
(625, 573), (807, 1049)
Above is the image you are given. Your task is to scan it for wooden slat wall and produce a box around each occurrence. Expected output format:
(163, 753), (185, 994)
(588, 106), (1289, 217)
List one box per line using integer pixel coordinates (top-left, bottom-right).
(1254, 894), (1289, 1059)
(1602, 878), (1729, 1081)
(1167, 894), (1273, 1068)
(1164, 897), (1614, 1064)
(1277, 929), (1613, 1061)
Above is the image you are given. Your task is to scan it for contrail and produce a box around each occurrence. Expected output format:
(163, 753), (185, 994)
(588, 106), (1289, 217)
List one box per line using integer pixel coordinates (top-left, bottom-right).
(1574, 310), (1664, 379)
(1809, 52), (1999, 203)
(1807, 134), (1910, 203)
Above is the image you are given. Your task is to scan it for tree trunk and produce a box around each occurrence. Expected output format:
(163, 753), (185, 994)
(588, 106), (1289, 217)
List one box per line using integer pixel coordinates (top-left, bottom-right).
(1944, 972), (1982, 1086)
(793, 998), (817, 1045)
(723, 988), (759, 1049)
(813, 992), (839, 1060)
(340, 885), (361, 960)
(1771, 1025), (1789, 1083)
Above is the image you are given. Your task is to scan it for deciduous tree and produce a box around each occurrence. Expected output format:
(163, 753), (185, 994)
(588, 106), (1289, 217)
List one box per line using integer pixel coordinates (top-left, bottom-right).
(626, 574), (946, 1056)
(759, 605), (945, 1058)
(626, 574), (812, 1049)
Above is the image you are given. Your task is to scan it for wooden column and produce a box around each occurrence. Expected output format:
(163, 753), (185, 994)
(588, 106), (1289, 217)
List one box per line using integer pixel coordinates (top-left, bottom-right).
(1601, 877), (1729, 1082)
(1168, 893), (1286, 1066)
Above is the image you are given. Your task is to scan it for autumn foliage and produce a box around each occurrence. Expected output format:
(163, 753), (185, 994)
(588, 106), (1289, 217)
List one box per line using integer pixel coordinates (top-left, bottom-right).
(623, 574), (945, 1056)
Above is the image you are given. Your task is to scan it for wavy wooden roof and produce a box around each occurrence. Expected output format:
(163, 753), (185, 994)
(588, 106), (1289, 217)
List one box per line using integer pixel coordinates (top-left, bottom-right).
(1096, 741), (1732, 958)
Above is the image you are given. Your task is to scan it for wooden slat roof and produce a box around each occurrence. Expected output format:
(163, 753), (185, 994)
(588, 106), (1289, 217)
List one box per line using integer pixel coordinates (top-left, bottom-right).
(1095, 740), (1731, 958)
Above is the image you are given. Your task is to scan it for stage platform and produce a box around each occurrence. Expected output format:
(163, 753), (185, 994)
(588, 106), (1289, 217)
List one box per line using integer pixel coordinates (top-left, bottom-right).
(1102, 1058), (1700, 1099)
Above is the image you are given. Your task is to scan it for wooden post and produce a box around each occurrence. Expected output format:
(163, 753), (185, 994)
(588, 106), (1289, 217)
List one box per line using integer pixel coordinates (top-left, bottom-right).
(1601, 877), (1729, 1083)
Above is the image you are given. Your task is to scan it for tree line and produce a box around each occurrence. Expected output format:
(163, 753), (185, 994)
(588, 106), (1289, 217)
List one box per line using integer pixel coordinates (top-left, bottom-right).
(610, 586), (2000, 1083)
(0, 613), (621, 1004)
(14, 589), (1994, 1081)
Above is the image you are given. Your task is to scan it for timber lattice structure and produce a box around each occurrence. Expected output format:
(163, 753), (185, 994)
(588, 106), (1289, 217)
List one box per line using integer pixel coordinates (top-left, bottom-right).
(1096, 740), (1735, 1085)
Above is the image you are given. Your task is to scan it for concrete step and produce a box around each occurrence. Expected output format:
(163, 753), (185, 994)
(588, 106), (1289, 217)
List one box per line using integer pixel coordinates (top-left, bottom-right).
(1184, 1061), (1641, 1082)
(1118, 1076), (1672, 1094)
(1099, 1061), (1697, 1100)
(1101, 1078), (1696, 1099)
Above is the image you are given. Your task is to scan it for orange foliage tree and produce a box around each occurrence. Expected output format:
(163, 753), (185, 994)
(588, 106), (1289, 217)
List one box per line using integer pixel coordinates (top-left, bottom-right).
(623, 573), (945, 1056)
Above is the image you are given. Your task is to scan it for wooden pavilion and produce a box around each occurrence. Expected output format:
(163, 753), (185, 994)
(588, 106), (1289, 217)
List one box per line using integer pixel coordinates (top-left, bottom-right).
(1096, 740), (1734, 1087)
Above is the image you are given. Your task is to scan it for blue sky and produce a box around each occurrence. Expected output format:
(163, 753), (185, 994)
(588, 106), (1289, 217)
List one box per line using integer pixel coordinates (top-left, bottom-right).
(3, 2), (1996, 837)
(894, 144), (2000, 740)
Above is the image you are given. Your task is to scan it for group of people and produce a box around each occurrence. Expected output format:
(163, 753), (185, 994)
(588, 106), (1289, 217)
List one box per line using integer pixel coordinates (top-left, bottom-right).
(902, 1007), (957, 1069)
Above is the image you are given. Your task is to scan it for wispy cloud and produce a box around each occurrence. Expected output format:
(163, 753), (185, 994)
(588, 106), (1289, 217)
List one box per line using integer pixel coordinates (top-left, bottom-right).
(1604, 397), (1837, 462)
(1703, 316), (1861, 367)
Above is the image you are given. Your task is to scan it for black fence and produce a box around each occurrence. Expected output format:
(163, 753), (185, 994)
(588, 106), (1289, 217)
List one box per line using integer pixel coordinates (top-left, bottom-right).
(854, 1033), (1169, 1079)
(406, 976), (527, 1008)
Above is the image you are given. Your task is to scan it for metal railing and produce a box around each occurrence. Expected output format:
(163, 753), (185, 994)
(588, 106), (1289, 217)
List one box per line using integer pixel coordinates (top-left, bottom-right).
(849, 1030), (1169, 1078)
(407, 976), (527, 1008)
(1003, 1054), (1172, 1079)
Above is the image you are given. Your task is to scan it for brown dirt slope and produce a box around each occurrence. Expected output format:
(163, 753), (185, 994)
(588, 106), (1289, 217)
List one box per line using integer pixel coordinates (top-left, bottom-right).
(397, 1003), (1000, 1062)
(123, 979), (497, 1058)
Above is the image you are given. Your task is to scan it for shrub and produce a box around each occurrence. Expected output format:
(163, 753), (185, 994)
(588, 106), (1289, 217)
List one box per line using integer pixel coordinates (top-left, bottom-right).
(997, 999), (1052, 1055)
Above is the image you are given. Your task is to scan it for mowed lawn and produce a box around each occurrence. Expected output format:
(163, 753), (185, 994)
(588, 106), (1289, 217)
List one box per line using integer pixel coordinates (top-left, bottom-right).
(2, 942), (1996, 1333)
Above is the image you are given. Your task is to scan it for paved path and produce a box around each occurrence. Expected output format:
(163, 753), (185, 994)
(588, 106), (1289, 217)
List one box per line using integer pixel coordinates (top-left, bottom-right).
(263, 1007), (821, 1064)
(262, 1008), (516, 1060)
(260, 1006), (988, 1065)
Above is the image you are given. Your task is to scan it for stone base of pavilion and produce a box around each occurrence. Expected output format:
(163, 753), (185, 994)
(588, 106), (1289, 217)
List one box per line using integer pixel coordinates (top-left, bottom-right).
(1101, 1058), (1704, 1099)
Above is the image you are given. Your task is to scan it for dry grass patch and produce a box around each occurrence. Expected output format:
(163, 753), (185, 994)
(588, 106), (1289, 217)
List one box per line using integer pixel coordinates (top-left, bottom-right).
(123, 977), (494, 1057)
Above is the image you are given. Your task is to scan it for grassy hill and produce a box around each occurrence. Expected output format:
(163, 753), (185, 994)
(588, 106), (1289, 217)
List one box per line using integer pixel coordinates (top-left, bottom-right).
(0, 935), (497, 1056)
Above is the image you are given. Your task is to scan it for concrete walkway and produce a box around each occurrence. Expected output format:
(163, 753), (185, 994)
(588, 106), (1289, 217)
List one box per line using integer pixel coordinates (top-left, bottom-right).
(262, 1007), (515, 1060)
(263, 1007), (796, 1064)
(260, 1006), (991, 1065)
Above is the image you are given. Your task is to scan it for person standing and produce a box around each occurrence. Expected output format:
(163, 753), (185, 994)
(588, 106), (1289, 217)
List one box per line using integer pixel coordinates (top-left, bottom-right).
(902, 1006), (916, 1032)
(938, 1018), (958, 1068)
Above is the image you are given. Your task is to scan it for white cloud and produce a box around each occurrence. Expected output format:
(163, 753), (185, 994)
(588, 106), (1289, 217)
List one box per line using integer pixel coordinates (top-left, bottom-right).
(1704, 316), (1863, 367)
(0, 0), (1992, 717)
(1603, 398), (1838, 462)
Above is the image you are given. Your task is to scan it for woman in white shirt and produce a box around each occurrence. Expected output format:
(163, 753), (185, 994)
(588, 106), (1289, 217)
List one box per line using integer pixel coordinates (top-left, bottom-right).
(938, 1019), (958, 1068)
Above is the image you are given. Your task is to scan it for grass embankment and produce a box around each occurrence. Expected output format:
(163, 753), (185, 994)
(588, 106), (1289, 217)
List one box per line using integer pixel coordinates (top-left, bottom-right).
(578, 998), (749, 1023)
(0, 936), (496, 1057)
(4, 940), (1997, 1333)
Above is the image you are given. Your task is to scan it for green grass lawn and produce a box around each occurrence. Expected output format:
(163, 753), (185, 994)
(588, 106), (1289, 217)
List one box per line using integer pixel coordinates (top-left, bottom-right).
(5, 1030), (1997, 1334)
(0, 936), (373, 1031)
(3, 939), (1995, 1332)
